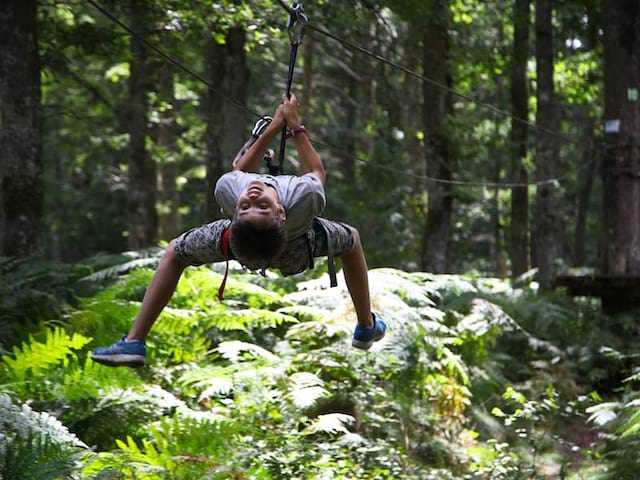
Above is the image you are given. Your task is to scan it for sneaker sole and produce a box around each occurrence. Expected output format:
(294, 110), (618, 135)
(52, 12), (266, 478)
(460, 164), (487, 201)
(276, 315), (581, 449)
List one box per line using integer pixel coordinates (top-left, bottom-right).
(91, 353), (145, 368)
(351, 332), (385, 350)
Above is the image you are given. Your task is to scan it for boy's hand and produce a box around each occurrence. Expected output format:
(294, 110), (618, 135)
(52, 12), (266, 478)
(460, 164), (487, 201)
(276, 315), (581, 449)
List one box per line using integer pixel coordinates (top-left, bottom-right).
(271, 103), (286, 130)
(283, 94), (301, 129)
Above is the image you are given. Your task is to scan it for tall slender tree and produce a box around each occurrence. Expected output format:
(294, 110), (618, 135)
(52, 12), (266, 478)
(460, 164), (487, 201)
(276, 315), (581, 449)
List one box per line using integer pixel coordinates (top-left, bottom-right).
(534, 0), (562, 289)
(204, 25), (247, 220)
(0, 0), (42, 257)
(509, 0), (531, 278)
(601, 0), (640, 275)
(301, 30), (315, 131)
(574, 112), (596, 267)
(127, 0), (158, 249)
(421, 0), (452, 273)
(155, 63), (180, 241)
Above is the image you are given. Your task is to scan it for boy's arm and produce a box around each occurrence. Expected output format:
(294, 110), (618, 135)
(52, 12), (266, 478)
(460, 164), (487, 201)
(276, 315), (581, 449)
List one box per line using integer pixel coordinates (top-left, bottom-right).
(291, 128), (326, 185)
(233, 105), (285, 173)
(284, 94), (326, 185)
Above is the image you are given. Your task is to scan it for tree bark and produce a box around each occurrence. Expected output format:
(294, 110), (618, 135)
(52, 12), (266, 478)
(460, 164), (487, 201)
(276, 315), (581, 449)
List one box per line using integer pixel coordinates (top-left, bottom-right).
(509, 0), (531, 278)
(0, 0), (43, 257)
(402, 22), (426, 191)
(339, 53), (358, 183)
(205, 34), (226, 221)
(127, 0), (157, 249)
(574, 114), (596, 266)
(156, 64), (180, 241)
(205, 26), (247, 220)
(534, 0), (562, 289)
(301, 29), (314, 131)
(420, 0), (452, 273)
(601, 0), (640, 275)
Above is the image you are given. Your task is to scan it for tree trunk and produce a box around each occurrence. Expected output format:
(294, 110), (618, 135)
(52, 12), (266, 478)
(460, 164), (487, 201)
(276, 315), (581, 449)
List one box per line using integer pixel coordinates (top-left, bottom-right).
(574, 114), (596, 266)
(205, 26), (247, 220)
(220, 27), (247, 176)
(301, 29), (314, 130)
(205, 34), (226, 221)
(420, 0), (452, 273)
(601, 0), (640, 275)
(534, 0), (562, 289)
(0, 0), (43, 257)
(127, 0), (157, 249)
(509, 0), (531, 278)
(339, 56), (358, 183)
(156, 64), (180, 241)
(402, 22), (426, 190)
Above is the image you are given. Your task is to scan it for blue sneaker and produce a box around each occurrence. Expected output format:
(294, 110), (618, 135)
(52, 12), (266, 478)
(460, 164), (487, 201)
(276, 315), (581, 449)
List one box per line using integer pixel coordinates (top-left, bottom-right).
(352, 313), (387, 350)
(91, 335), (146, 368)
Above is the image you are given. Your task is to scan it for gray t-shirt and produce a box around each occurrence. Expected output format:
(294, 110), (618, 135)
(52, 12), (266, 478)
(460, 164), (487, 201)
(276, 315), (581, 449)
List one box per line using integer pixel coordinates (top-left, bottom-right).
(214, 171), (326, 240)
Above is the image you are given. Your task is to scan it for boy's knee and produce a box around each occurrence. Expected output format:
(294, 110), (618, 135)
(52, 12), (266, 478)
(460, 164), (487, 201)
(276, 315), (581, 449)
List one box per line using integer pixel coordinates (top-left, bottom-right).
(345, 227), (361, 254)
(165, 239), (189, 269)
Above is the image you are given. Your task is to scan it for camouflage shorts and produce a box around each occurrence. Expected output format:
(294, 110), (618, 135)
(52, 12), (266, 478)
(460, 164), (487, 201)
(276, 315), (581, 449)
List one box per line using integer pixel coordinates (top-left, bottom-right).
(174, 217), (356, 276)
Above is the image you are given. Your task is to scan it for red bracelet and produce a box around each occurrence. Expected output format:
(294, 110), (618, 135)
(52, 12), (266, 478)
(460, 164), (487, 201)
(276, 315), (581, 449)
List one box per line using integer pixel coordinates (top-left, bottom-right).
(291, 125), (306, 137)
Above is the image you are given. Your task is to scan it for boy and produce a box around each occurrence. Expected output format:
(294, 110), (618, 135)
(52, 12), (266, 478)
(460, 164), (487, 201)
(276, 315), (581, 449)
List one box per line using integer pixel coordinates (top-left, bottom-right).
(91, 94), (386, 368)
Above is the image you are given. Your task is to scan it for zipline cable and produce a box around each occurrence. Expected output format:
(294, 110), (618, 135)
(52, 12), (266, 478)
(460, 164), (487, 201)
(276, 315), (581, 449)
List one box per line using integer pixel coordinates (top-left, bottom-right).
(273, 0), (581, 148)
(86, 0), (582, 189)
(86, 0), (261, 119)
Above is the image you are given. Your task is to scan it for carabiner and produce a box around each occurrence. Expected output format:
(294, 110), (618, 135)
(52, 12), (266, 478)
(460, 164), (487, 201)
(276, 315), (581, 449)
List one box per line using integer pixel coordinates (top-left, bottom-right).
(286, 2), (308, 46)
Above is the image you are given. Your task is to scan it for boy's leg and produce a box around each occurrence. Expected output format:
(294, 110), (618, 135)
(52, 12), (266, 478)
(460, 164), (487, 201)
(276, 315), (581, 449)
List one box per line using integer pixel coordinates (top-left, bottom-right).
(92, 219), (231, 367)
(127, 240), (189, 340)
(340, 229), (373, 328)
(310, 219), (386, 349)
(91, 241), (188, 367)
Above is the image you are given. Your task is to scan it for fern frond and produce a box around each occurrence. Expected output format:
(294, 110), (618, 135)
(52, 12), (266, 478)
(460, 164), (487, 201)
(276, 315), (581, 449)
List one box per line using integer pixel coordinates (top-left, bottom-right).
(80, 257), (161, 283)
(288, 372), (328, 409)
(586, 402), (620, 427)
(2, 327), (91, 381)
(438, 346), (470, 385)
(0, 394), (89, 480)
(217, 340), (279, 363)
(204, 309), (298, 332)
(277, 305), (326, 322)
(305, 413), (354, 435)
(369, 268), (437, 307)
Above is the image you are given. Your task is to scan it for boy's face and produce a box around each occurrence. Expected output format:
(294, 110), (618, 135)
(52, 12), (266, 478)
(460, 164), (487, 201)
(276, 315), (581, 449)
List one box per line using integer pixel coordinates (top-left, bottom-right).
(235, 181), (286, 226)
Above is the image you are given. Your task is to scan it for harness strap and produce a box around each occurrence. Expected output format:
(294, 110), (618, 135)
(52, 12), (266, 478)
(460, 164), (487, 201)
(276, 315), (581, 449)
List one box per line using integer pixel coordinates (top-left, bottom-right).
(217, 227), (232, 301)
(316, 220), (338, 288)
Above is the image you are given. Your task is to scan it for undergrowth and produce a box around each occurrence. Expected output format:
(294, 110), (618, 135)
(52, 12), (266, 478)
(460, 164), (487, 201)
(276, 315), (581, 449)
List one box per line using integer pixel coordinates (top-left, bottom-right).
(1, 254), (639, 478)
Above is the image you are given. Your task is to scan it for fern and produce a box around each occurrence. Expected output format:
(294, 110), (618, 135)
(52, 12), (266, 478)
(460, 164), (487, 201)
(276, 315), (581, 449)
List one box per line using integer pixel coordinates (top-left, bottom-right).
(276, 305), (326, 322)
(92, 268), (155, 302)
(79, 248), (163, 283)
(217, 340), (280, 363)
(172, 267), (291, 311)
(288, 371), (329, 409)
(0, 394), (89, 479)
(204, 308), (298, 332)
(2, 327), (91, 382)
(105, 416), (249, 478)
(305, 413), (354, 435)
(176, 342), (285, 403)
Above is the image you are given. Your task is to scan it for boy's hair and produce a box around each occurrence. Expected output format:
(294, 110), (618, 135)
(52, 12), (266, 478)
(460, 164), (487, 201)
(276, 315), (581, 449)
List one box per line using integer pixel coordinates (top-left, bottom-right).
(229, 217), (287, 270)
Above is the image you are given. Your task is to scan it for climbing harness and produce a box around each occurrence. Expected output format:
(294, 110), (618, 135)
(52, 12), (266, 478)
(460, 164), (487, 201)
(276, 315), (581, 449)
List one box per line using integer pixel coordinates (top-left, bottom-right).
(217, 226), (232, 301)
(266, 2), (308, 176)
